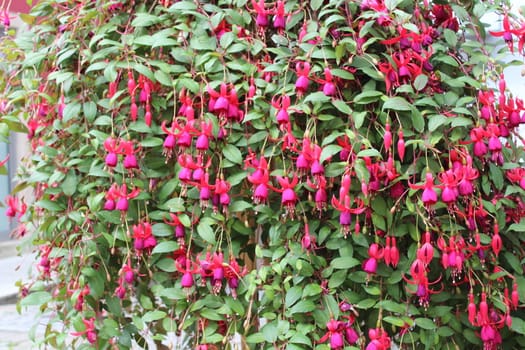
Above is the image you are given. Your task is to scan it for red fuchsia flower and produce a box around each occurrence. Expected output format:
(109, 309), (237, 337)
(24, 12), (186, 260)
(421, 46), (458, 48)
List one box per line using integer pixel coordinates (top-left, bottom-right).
(199, 252), (226, 294)
(71, 317), (97, 344)
(489, 14), (519, 53)
(307, 176), (327, 213)
(438, 169), (459, 205)
(223, 257), (246, 299)
(120, 140), (139, 170)
(176, 258), (199, 289)
(207, 83), (231, 117)
(295, 62), (311, 97)
(189, 172), (215, 208)
(272, 0), (287, 30)
(405, 273), (443, 309)
(272, 94), (292, 130)
(5, 195), (25, 219)
(384, 236), (399, 268)
(366, 328), (391, 350)
(251, 0), (269, 27)
(469, 126), (489, 158)
(431, 4), (459, 31)
(506, 167), (525, 190)
(105, 183), (140, 212)
(213, 177), (231, 213)
(437, 235), (467, 282)
(491, 223), (503, 257)
(318, 319), (345, 349)
(320, 68), (337, 96)
(397, 130), (405, 161)
(177, 89), (196, 120)
(272, 175), (299, 218)
(194, 121), (213, 152)
(301, 223), (316, 252)
(245, 154), (271, 204)
(103, 137), (119, 167)
(164, 213), (186, 241)
(132, 222), (156, 252)
(360, 0), (391, 26)
(331, 194), (366, 235)
(410, 172), (438, 209)
(363, 243), (383, 278)
(226, 86), (244, 123)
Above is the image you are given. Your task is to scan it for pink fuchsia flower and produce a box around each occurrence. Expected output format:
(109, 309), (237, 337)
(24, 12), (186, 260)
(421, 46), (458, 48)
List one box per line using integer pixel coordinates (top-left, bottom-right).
(489, 14), (519, 53)
(410, 172), (438, 209)
(318, 319), (345, 349)
(71, 317), (97, 344)
(273, 175), (299, 218)
(295, 62), (311, 97)
(132, 222), (156, 252)
(103, 137), (121, 167)
(251, 0), (269, 27)
(120, 140), (139, 170)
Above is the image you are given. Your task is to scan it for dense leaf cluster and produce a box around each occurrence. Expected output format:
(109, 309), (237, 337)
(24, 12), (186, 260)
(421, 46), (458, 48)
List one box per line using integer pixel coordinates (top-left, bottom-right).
(2, 0), (525, 349)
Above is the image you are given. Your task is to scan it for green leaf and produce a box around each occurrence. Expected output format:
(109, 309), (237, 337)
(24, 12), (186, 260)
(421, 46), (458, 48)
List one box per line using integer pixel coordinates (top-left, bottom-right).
(62, 170), (78, 196)
(21, 291), (52, 306)
(197, 221), (216, 244)
(330, 257), (360, 269)
(320, 145), (342, 163)
(444, 28), (458, 47)
(261, 322), (278, 343)
(383, 96), (411, 111)
(357, 149), (382, 158)
(223, 144), (243, 165)
(190, 34), (217, 51)
(289, 300), (316, 314)
(354, 90), (383, 104)
(383, 316), (406, 327)
(63, 102), (81, 122)
(285, 286), (303, 307)
(302, 284), (322, 297)
(414, 74), (428, 91)
(156, 258), (177, 272)
(142, 310), (167, 322)
(428, 114), (449, 132)
(332, 99), (351, 114)
(154, 70), (173, 87)
(415, 317), (437, 330)
(83, 101), (97, 120)
(152, 241), (179, 254)
(131, 13), (162, 27)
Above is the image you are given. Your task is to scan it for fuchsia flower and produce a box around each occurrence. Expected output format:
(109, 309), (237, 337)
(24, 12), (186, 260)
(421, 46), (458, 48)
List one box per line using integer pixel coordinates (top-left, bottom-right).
(246, 155), (271, 204)
(207, 83), (244, 122)
(213, 178), (231, 213)
(120, 140), (139, 170)
(272, 94), (291, 129)
(318, 319), (345, 349)
(104, 183), (140, 212)
(103, 137), (120, 167)
(366, 328), (391, 350)
(410, 172), (437, 209)
(271, 0), (287, 30)
(5, 195), (26, 219)
(272, 175), (299, 217)
(363, 243), (383, 277)
(251, 0), (269, 27)
(295, 62), (311, 97)
(489, 14), (519, 53)
(320, 68), (337, 96)
(132, 222), (156, 252)
(71, 317), (97, 344)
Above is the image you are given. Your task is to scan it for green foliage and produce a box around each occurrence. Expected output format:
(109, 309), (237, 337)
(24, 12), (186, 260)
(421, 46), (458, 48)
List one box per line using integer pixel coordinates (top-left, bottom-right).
(2, 0), (525, 349)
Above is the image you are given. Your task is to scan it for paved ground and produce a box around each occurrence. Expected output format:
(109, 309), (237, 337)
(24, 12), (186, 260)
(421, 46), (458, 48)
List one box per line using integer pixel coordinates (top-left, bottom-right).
(0, 241), (40, 350)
